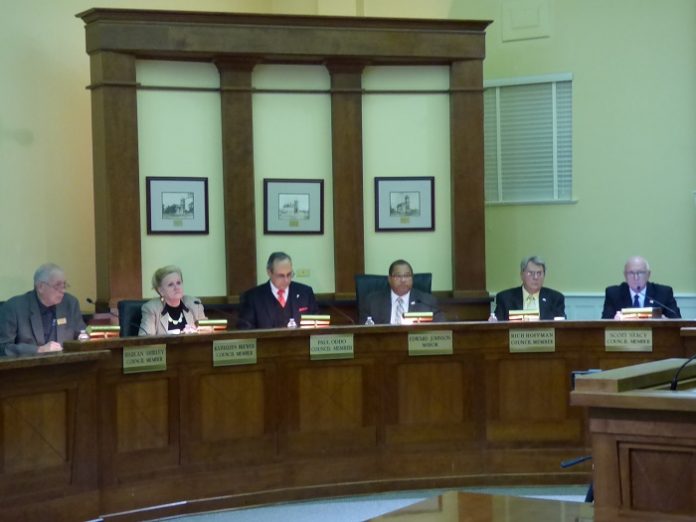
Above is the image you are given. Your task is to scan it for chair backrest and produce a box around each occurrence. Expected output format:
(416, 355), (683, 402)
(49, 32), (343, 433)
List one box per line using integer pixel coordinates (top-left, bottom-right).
(354, 273), (432, 314)
(117, 299), (147, 337)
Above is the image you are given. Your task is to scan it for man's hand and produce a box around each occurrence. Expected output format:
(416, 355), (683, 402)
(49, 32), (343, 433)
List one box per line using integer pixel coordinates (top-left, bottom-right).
(37, 341), (63, 353)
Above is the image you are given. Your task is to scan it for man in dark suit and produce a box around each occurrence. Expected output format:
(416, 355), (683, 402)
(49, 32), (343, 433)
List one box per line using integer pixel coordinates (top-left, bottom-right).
(237, 252), (319, 329)
(602, 256), (680, 319)
(493, 256), (565, 321)
(359, 259), (445, 324)
(0, 263), (86, 356)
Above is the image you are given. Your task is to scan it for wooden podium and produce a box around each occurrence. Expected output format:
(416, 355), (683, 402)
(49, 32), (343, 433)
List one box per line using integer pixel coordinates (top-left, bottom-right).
(571, 358), (696, 522)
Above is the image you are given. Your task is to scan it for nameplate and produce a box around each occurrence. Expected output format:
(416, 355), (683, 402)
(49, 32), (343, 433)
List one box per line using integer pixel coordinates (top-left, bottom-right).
(213, 339), (257, 367)
(123, 344), (166, 374)
(408, 330), (453, 356)
(309, 334), (354, 360)
(509, 328), (556, 353)
(604, 328), (653, 352)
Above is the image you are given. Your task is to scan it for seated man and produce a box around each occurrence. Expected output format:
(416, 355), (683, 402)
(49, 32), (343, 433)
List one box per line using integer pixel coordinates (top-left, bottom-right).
(0, 263), (85, 356)
(602, 256), (680, 319)
(359, 259), (445, 324)
(237, 252), (319, 329)
(493, 256), (565, 320)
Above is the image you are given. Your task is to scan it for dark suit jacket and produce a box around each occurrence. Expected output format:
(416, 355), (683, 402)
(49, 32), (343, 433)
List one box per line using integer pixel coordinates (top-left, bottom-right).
(359, 288), (446, 325)
(0, 291), (86, 356)
(602, 281), (681, 319)
(494, 286), (565, 321)
(237, 281), (319, 329)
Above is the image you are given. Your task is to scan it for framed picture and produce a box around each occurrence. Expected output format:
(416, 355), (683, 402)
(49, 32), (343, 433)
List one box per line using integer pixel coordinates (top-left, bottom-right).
(146, 177), (209, 234)
(263, 179), (324, 234)
(374, 176), (434, 232)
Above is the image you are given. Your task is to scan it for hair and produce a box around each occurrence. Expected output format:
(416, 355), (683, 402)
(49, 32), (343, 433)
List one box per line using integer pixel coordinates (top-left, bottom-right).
(152, 265), (183, 291)
(520, 255), (546, 273)
(624, 256), (651, 272)
(389, 259), (413, 276)
(266, 252), (292, 272)
(33, 263), (64, 285)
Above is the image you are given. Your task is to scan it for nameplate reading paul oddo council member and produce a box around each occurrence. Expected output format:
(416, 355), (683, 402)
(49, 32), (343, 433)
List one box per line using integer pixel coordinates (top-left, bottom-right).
(122, 344), (167, 374)
(508, 328), (556, 353)
(212, 338), (258, 367)
(309, 334), (354, 360)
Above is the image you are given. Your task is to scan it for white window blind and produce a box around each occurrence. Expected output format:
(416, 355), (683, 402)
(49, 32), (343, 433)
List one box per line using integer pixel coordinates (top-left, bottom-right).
(484, 75), (572, 203)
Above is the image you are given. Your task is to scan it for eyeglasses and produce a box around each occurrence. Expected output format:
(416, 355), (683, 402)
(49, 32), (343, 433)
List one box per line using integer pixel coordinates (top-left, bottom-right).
(273, 271), (294, 280)
(42, 281), (70, 291)
(625, 271), (648, 278)
(524, 271), (544, 278)
(390, 273), (413, 280)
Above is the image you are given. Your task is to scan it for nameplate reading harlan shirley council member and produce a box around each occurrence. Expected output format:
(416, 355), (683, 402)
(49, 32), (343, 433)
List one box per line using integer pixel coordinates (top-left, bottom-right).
(408, 331), (453, 356)
(509, 328), (556, 353)
(309, 334), (354, 360)
(604, 327), (653, 352)
(213, 338), (257, 367)
(123, 344), (166, 374)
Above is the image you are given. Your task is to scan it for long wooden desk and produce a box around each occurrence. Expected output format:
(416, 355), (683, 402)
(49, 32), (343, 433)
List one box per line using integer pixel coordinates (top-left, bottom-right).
(0, 320), (690, 521)
(571, 358), (696, 522)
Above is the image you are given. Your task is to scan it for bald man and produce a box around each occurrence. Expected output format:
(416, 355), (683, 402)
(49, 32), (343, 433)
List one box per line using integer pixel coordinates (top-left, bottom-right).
(602, 256), (681, 319)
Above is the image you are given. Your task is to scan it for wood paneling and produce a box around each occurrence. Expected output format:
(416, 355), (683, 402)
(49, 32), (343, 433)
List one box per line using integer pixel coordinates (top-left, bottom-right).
(5, 320), (687, 519)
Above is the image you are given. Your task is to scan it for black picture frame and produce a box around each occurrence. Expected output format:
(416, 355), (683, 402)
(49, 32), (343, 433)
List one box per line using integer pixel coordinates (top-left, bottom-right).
(263, 178), (324, 234)
(146, 176), (209, 235)
(375, 176), (435, 232)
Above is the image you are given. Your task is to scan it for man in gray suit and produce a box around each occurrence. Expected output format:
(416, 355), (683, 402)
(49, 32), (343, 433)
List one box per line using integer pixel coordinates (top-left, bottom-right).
(0, 263), (85, 356)
(359, 259), (445, 325)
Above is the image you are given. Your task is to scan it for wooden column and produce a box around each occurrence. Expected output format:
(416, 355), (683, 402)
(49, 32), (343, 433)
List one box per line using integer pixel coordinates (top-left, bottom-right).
(450, 60), (487, 299)
(328, 64), (365, 299)
(217, 61), (258, 297)
(89, 51), (141, 310)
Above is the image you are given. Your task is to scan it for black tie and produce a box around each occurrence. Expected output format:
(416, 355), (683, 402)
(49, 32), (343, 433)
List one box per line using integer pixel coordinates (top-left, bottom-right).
(633, 294), (640, 308)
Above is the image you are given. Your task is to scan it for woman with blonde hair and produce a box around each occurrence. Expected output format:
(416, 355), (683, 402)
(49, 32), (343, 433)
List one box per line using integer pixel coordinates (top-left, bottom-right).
(139, 265), (206, 336)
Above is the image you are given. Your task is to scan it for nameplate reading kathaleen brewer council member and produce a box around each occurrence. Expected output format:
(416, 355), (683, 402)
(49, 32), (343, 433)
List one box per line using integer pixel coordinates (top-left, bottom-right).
(309, 334), (354, 360)
(604, 327), (653, 352)
(123, 344), (166, 374)
(213, 338), (257, 367)
(408, 331), (453, 356)
(509, 328), (556, 353)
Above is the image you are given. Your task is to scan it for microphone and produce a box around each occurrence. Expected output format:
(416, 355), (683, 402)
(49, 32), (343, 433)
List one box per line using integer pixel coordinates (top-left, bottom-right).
(410, 299), (445, 321)
(324, 304), (355, 325)
(670, 352), (696, 391)
(648, 297), (679, 318)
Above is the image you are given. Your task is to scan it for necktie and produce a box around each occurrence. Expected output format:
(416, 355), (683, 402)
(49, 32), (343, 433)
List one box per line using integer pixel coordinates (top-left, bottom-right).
(277, 288), (286, 307)
(395, 297), (404, 324)
(525, 295), (537, 310)
(633, 294), (640, 308)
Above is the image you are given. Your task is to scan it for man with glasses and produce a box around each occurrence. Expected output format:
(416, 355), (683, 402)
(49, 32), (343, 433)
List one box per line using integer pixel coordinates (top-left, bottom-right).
(0, 263), (85, 356)
(602, 256), (681, 319)
(237, 252), (318, 329)
(359, 259), (445, 325)
(493, 255), (565, 321)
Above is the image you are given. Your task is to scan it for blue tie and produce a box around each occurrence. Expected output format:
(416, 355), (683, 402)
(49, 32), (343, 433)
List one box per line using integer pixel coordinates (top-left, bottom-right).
(633, 294), (640, 308)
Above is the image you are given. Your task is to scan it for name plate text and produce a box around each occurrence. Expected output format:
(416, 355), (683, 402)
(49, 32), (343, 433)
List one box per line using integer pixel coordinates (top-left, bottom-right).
(605, 328), (653, 352)
(509, 328), (556, 353)
(310, 334), (354, 360)
(123, 344), (166, 374)
(213, 339), (257, 367)
(408, 330), (453, 356)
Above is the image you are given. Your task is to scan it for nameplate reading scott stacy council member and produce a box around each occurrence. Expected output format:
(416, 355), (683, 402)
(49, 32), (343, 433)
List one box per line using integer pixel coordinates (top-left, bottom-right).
(509, 328), (556, 353)
(213, 339), (257, 367)
(309, 334), (354, 360)
(123, 344), (167, 374)
(604, 328), (653, 352)
(408, 331), (453, 356)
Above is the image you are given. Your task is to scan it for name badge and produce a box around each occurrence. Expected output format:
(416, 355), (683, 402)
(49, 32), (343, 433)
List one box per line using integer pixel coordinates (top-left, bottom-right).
(57, 317), (67, 326)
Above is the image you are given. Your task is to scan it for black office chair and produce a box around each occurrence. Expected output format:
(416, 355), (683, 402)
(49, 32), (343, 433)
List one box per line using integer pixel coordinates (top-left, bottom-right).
(117, 299), (147, 337)
(354, 273), (432, 316)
